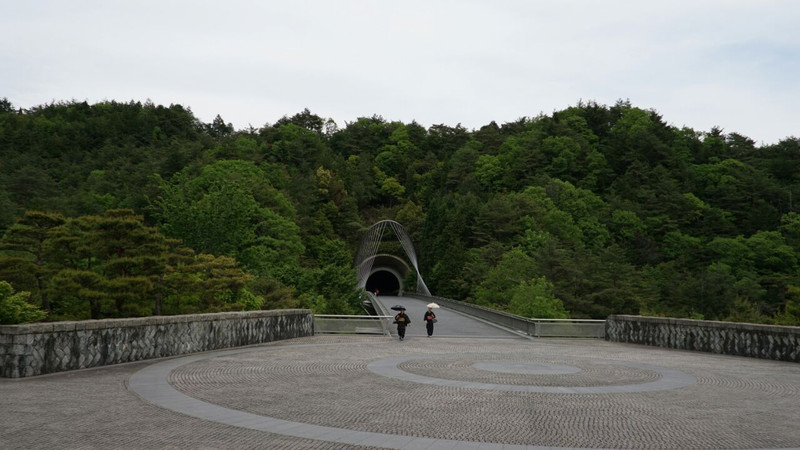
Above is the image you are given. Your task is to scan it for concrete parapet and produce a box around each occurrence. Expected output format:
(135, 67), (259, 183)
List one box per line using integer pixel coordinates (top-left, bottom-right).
(606, 315), (800, 362)
(0, 309), (313, 378)
(408, 294), (535, 334)
(408, 294), (605, 338)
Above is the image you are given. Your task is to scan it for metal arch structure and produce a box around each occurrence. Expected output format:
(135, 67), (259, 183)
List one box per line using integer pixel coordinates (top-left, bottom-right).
(354, 220), (431, 296)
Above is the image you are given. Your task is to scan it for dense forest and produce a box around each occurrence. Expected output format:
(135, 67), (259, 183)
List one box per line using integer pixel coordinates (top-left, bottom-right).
(0, 98), (798, 325)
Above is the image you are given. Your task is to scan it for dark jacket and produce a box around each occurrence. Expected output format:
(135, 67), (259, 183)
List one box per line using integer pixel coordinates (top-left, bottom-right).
(394, 312), (410, 327)
(424, 311), (436, 323)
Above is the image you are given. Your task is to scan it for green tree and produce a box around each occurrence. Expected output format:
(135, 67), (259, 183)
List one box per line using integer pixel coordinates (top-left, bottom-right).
(689, 159), (781, 235)
(0, 211), (65, 310)
(45, 210), (171, 318)
(474, 154), (504, 191)
(175, 253), (257, 313)
(0, 281), (46, 324)
(779, 212), (800, 251)
(474, 248), (537, 307)
(206, 114), (233, 137)
(507, 277), (569, 318)
(274, 108), (326, 135)
(395, 200), (426, 243)
(380, 176), (406, 206)
(0, 188), (18, 233)
(155, 160), (304, 278)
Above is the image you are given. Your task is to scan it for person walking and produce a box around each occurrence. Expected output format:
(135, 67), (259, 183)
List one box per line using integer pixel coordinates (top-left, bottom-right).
(393, 307), (410, 340)
(423, 306), (437, 337)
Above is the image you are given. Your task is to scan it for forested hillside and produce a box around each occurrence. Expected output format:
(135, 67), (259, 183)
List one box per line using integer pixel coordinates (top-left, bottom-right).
(1, 98), (798, 325)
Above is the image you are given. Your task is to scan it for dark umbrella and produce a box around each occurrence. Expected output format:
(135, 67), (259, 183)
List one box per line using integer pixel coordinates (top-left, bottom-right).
(390, 305), (405, 311)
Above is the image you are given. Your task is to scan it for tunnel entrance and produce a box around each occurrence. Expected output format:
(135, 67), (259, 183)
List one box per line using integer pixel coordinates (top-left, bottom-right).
(355, 220), (431, 296)
(365, 270), (401, 295)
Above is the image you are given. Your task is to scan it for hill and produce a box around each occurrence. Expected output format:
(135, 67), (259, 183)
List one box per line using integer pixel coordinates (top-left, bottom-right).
(1, 98), (798, 324)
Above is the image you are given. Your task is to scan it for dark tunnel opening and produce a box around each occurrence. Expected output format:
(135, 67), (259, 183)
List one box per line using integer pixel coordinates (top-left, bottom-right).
(365, 270), (401, 295)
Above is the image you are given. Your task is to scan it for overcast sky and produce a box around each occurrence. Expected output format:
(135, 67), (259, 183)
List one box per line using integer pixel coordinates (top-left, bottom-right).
(3, 0), (799, 145)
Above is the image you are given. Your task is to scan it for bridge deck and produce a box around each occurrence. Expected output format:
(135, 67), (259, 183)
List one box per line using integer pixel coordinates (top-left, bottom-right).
(374, 295), (526, 339)
(2, 306), (799, 449)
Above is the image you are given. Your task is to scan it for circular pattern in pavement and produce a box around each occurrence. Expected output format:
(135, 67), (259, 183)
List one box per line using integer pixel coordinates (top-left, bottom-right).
(473, 361), (582, 375)
(129, 338), (800, 449)
(367, 353), (696, 393)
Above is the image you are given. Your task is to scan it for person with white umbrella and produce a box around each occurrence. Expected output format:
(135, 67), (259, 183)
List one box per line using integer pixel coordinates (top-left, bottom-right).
(424, 303), (439, 337)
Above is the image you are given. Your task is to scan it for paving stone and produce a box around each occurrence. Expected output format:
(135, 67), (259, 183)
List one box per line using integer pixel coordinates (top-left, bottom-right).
(3, 333), (800, 448)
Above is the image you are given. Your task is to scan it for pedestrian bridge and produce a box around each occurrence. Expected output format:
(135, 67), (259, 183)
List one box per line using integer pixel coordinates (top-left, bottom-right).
(4, 294), (798, 449)
(342, 220), (608, 340)
(371, 294), (527, 339)
(2, 220), (798, 449)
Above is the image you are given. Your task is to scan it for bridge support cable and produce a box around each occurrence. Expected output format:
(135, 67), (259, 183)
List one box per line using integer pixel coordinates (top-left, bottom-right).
(355, 220), (431, 296)
(354, 221), (386, 290)
(388, 221), (431, 296)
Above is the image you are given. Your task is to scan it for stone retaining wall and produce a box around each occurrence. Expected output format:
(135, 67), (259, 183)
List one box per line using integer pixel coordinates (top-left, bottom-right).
(606, 315), (800, 363)
(0, 309), (313, 378)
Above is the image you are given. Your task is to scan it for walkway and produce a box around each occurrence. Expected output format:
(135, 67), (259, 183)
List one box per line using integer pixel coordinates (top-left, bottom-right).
(2, 304), (799, 449)
(374, 295), (524, 339)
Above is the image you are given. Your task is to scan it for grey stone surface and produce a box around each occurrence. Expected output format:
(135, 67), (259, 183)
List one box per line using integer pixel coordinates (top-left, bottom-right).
(152, 336), (800, 448)
(366, 353), (696, 393)
(3, 299), (800, 450)
(606, 315), (800, 362)
(0, 309), (313, 378)
(3, 334), (796, 449)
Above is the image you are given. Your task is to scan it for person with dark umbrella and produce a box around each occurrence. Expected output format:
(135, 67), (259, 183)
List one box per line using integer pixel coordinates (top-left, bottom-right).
(393, 307), (411, 340)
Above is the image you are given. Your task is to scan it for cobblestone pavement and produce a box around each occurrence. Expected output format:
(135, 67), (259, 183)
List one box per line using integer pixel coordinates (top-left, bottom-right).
(3, 334), (800, 449)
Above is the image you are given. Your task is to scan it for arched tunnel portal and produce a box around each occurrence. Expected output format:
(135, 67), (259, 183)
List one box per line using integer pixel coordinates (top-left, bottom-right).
(363, 254), (410, 296)
(354, 220), (431, 296)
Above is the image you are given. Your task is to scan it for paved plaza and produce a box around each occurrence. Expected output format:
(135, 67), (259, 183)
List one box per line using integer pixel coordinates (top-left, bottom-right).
(2, 331), (799, 449)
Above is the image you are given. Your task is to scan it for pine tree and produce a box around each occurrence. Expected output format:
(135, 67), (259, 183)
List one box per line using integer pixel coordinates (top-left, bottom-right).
(0, 211), (65, 310)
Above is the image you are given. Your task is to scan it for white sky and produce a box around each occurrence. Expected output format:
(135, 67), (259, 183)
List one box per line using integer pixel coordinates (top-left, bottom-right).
(3, 0), (799, 145)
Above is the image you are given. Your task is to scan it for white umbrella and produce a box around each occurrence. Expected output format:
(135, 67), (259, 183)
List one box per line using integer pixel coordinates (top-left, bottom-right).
(427, 303), (440, 309)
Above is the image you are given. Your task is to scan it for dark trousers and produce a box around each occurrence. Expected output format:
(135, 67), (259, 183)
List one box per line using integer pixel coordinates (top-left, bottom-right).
(426, 322), (434, 336)
(397, 325), (407, 338)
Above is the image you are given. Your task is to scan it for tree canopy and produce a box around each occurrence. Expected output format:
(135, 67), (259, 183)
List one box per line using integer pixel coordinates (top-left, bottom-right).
(1, 98), (798, 325)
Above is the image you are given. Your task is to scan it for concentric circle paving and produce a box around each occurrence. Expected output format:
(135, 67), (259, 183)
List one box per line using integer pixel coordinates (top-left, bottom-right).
(473, 361), (581, 375)
(129, 337), (800, 449)
(367, 353), (696, 393)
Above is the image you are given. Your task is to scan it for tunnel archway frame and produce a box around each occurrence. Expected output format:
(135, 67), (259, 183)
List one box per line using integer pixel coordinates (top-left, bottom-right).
(362, 254), (410, 295)
(354, 220), (431, 296)
(365, 268), (404, 295)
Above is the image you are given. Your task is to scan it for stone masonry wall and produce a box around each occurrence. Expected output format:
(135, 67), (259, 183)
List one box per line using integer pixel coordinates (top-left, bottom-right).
(0, 309), (313, 378)
(606, 315), (800, 363)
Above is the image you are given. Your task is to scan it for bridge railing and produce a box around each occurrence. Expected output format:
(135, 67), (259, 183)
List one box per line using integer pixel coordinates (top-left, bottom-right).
(314, 292), (397, 336)
(314, 314), (392, 335)
(366, 291), (390, 317)
(366, 290), (397, 334)
(534, 319), (605, 338)
(408, 294), (605, 338)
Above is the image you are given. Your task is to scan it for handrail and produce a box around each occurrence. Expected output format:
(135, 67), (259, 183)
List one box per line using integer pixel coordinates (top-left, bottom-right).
(313, 313), (392, 335)
(366, 291), (394, 336)
(364, 290), (394, 336)
(315, 314), (393, 318)
(408, 294), (605, 338)
(525, 318), (604, 322)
